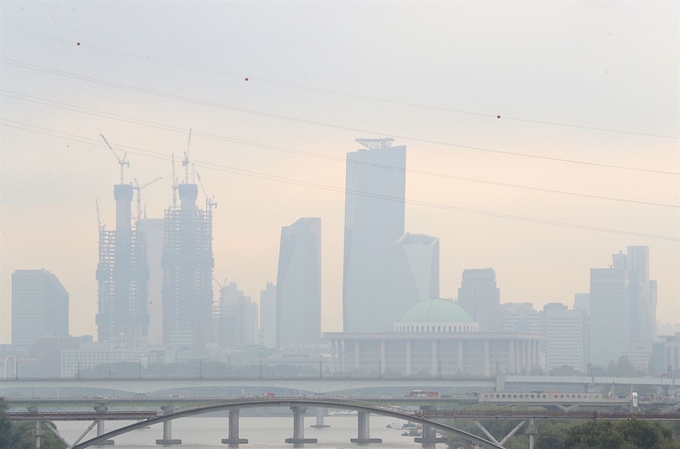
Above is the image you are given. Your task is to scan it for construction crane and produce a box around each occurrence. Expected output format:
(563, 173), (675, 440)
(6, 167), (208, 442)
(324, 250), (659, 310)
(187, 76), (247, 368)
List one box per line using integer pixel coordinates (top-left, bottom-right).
(171, 154), (178, 209)
(182, 128), (192, 184)
(196, 172), (217, 211)
(95, 199), (104, 231)
(133, 176), (162, 221)
(100, 134), (130, 184)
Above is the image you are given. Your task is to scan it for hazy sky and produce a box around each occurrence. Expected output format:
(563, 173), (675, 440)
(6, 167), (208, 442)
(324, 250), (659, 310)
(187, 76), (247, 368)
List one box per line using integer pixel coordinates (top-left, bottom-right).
(1, 1), (678, 343)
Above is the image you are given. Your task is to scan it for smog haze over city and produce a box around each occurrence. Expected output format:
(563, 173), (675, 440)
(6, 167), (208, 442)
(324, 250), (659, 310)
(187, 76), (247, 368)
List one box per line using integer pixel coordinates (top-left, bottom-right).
(1, 1), (679, 343)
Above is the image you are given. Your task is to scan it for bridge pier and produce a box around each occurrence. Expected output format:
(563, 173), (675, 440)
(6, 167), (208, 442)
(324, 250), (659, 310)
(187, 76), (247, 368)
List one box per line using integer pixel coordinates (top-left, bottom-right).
(96, 420), (115, 446)
(414, 424), (446, 447)
(414, 407), (444, 447)
(350, 411), (381, 444)
(285, 406), (317, 444)
(156, 406), (181, 445)
(526, 418), (537, 449)
(34, 419), (43, 449)
(310, 408), (329, 428)
(222, 409), (248, 445)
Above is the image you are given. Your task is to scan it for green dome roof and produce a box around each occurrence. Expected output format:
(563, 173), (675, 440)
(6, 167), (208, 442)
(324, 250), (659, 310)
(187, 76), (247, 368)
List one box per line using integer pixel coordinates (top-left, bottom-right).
(397, 299), (473, 323)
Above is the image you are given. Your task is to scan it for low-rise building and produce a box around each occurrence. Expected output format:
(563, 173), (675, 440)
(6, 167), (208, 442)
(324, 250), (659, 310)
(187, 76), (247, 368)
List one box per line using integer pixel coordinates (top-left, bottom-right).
(326, 298), (542, 376)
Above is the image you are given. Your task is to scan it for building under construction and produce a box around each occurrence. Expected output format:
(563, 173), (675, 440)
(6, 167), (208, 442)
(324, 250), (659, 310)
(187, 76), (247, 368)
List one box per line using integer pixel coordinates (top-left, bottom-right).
(96, 183), (150, 342)
(161, 182), (214, 349)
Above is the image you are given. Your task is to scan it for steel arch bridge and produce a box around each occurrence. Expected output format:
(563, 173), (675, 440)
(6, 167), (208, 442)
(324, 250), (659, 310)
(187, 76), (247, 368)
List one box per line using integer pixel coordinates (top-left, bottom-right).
(72, 397), (505, 449)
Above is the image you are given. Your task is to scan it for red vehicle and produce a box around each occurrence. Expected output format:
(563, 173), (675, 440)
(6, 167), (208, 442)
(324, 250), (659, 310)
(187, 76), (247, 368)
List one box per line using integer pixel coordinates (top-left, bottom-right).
(407, 390), (439, 398)
(263, 392), (276, 397)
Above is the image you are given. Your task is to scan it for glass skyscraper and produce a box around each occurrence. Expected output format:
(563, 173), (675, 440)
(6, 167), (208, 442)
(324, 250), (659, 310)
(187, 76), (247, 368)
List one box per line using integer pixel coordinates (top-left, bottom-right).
(276, 217), (321, 347)
(342, 139), (420, 332)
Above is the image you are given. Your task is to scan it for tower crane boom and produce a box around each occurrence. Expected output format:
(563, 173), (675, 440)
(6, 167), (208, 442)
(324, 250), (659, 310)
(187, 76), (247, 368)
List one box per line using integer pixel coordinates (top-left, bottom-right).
(133, 176), (163, 221)
(100, 134), (130, 184)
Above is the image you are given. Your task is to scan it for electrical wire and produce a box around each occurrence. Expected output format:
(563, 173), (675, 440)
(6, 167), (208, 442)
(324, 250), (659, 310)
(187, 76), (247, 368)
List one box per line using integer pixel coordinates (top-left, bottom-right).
(2, 57), (678, 177)
(2, 120), (678, 242)
(0, 98), (677, 210)
(3, 26), (678, 140)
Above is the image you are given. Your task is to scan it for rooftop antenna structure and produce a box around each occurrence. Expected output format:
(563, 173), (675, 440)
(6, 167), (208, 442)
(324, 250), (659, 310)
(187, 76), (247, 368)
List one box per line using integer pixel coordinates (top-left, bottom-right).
(132, 176), (163, 221)
(182, 128), (192, 184)
(100, 134), (130, 184)
(355, 137), (395, 150)
(196, 172), (217, 212)
(171, 154), (178, 209)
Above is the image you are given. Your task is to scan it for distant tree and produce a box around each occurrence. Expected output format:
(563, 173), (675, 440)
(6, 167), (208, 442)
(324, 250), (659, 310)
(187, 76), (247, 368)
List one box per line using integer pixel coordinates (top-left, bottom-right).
(564, 420), (625, 449)
(564, 419), (680, 449)
(550, 365), (581, 376)
(616, 356), (638, 377)
(0, 397), (11, 449)
(606, 360), (617, 375)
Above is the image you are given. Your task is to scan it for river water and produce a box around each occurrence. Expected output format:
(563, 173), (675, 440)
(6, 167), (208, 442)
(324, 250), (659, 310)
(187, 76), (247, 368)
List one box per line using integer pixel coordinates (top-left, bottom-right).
(55, 415), (429, 448)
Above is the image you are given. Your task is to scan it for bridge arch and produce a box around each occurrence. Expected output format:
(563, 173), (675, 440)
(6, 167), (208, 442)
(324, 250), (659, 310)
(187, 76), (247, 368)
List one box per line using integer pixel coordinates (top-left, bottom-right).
(72, 398), (504, 449)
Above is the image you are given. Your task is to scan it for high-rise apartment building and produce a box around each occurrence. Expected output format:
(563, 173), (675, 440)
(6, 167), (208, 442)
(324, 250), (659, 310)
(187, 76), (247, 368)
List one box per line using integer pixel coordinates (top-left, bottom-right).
(136, 218), (164, 346)
(259, 282), (277, 348)
(397, 233), (440, 300)
(162, 183), (214, 349)
(216, 282), (259, 347)
(96, 184), (149, 342)
(590, 246), (657, 366)
(276, 217), (321, 347)
(457, 268), (501, 332)
(543, 303), (588, 372)
(342, 138), (419, 332)
(590, 267), (630, 366)
(12, 269), (69, 346)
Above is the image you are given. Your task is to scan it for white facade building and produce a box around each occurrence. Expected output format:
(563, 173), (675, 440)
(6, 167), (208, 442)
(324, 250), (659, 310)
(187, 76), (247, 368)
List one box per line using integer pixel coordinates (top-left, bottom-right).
(543, 303), (588, 372)
(327, 298), (542, 376)
(60, 344), (146, 377)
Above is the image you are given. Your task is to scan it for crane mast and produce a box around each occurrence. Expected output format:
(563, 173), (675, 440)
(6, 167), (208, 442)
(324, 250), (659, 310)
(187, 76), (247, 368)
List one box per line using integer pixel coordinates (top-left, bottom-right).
(133, 176), (163, 221)
(100, 134), (130, 184)
(182, 128), (192, 184)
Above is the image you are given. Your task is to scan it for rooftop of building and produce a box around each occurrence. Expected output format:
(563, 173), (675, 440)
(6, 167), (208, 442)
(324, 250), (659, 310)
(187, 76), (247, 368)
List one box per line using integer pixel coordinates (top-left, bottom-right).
(397, 298), (473, 323)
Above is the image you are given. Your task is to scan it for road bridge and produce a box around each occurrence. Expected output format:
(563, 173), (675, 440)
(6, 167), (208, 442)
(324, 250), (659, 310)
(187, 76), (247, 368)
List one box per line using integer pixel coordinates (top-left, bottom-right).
(1, 374), (676, 396)
(15, 398), (506, 449)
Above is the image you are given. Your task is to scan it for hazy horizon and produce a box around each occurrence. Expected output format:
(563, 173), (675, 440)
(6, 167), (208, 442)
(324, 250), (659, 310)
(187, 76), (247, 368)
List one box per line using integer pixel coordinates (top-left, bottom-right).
(1, 1), (678, 343)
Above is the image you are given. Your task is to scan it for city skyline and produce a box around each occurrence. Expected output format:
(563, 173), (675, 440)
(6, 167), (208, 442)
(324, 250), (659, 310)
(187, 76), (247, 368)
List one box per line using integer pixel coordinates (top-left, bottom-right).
(1, 1), (678, 343)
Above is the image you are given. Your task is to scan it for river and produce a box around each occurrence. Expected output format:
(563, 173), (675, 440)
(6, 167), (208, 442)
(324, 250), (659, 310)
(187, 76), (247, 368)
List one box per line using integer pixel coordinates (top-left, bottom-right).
(55, 415), (431, 448)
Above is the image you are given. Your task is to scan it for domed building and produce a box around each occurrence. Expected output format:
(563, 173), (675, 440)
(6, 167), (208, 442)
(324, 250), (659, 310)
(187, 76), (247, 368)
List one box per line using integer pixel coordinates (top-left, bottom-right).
(326, 298), (542, 376)
(394, 298), (479, 333)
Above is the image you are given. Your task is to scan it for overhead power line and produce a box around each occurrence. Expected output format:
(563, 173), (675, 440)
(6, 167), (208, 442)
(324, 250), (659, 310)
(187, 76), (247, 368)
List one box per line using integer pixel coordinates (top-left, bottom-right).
(3, 26), (678, 140)
(1, 95), (678, 210)
(2, 120), (678, 242)
(1, 58), (678, 177)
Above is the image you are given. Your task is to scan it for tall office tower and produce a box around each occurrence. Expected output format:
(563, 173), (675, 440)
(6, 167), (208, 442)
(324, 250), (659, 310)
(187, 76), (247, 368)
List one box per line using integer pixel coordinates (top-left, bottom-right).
(12, 270), (69, 346)
(162, 183), (214, 349)
(501, 303), (543, 333)
(590, 267), (630, 365)
(457, 268), (501, 332)
(573, 293), (591, 315)
(397, 233), (440, 300)
(342, 138), (419, 332)
(259, 282), (277, 348)
(625, 246), (656, 343)
(136, 218), (164, 346)
(96, 184), (149, 342)
(276, 217), (322, 347)
(216, 282), (259, 347)
(543, 303), (588, 372)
